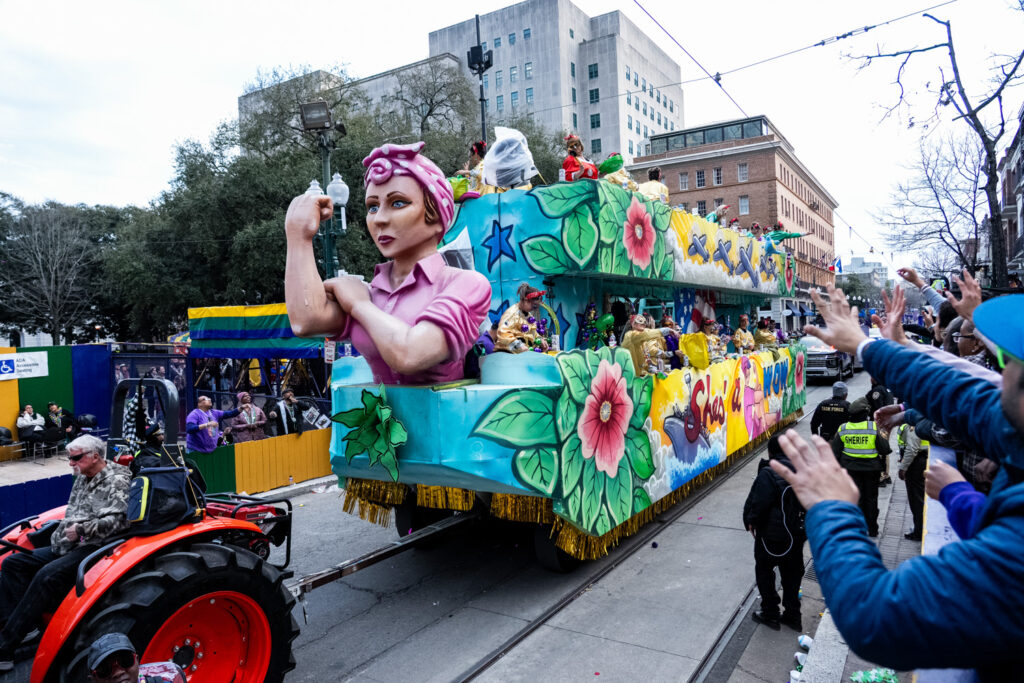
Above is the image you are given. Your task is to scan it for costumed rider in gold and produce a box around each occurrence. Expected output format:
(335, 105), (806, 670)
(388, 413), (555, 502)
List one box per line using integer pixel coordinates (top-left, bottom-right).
(753, 318), (778, 349)
(496, 284), (550, 353)
(732, 314), (755, 354)
(454, 140), (494, 195)
(637, 167), (670, 204)
(622, 314), (676, 377)
(702, 318), (727, 362)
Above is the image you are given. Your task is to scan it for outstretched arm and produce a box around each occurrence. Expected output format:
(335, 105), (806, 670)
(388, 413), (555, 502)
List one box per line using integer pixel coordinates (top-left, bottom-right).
(347, 301), (450, 376)
(285, 194), (348, 337)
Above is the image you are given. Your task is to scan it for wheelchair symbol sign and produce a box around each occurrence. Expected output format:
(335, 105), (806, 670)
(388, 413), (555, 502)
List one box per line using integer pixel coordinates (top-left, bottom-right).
(0, 359), (14, 376)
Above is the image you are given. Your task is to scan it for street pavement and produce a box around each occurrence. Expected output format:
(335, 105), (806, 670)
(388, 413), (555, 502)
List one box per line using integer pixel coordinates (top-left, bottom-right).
(281, 370), (888, 682)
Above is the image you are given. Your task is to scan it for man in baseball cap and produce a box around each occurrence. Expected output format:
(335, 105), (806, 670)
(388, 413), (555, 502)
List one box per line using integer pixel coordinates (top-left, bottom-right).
(87, 633), (138, 682)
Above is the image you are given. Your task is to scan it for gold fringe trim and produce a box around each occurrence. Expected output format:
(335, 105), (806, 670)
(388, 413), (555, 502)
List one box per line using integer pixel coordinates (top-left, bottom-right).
(341, 477), (409, 528)
(490, 493), (557, 524)
(551, 413), (802, 561)
(417, 485), (477, 511)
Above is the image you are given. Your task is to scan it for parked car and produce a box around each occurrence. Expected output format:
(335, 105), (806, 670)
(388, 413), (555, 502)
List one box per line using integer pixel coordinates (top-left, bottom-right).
(803, 335), (853, 380)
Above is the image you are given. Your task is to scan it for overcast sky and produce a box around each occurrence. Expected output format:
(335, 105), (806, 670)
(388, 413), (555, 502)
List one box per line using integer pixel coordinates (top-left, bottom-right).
(1, 0), (1022, 268)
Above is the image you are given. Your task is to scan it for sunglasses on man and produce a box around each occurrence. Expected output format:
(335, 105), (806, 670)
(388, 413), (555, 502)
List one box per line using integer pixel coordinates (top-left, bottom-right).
(68, 451), (92, 463)
(92, 650), (136, 677)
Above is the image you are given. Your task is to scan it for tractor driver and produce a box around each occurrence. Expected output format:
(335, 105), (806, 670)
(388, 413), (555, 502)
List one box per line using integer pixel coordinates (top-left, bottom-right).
(0, 435), (131, 672)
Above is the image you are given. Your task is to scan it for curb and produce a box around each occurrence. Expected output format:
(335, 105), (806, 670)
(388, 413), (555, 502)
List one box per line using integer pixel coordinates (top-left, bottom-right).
(253, 474), (340, 500)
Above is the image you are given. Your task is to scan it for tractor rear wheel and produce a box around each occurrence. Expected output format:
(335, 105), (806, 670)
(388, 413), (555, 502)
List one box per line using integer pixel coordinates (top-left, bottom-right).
(60, 542), (298, 683)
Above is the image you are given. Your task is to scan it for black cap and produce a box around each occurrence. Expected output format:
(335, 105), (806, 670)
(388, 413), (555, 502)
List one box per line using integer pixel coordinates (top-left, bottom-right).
(87, 633), (136, 671)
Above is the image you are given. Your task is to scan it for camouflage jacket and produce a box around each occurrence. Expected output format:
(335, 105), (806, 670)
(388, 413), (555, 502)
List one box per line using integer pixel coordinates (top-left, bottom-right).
(52, 462), (131, 556)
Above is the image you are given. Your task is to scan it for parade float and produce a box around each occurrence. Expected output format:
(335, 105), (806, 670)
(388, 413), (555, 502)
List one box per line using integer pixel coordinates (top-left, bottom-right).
(330, 176), (807, 562)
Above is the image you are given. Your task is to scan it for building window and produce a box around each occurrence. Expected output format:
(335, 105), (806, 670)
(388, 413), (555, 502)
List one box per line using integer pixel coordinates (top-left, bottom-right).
(523, 28), (531, 41)
(485, 98), (489, 111)
(510, 91), (519, 109)
(650, 109), (654, 121)
(669, 100), (674, 113)
(482, 41), (487, 51)
(678, 172), (688, 190)
(525, 87), (533, 104)
(510, 66), (518, 83)
(496, 95), (504, 112)
(626, 91), (631, 104)
(697, 200), (707, 215)
(627, 115), (632, 131)
(634, 99), (639, 111)
(713, 167), (722, 186)
(590, 113), (600, 129)
(589, 88), (599, 103)
(588, 63), (599, 79)
(737, 163), (748, 182)
(641, 77), (646, 92)
(572, 112), (577, 129)
(570, 62), (576, 78)
(571, 87), (576, 103)
(494, 36), (501, 48)
(670, 122), (674, 131)
(495, 70), (503, 88)
(643, 125), (648, 137)
(696, 170), (705, 188)
(569, 28), (574, 38)
(628, 140), (634, 154)
(524, 62), (533, 79)
(591, 138), (602, 155)
(656, 91), (661, 104)
(483, 74), (488, 90)
(634, 73), (638, 86)
(681, 202), (689, 212)
(657, 112), (661, 125)
(625, 65), (630, 80)
(643, 102), (647, 115)
(508, 32), (516, 45)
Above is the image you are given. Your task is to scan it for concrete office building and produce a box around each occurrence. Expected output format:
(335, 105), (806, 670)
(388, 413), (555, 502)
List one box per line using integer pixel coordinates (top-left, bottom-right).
(840, 257), (889, 290)
(428, 0), (684, 163)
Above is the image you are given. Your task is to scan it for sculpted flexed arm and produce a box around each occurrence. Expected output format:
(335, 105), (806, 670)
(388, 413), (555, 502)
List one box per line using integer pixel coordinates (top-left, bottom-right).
(284, 194), (347, 337)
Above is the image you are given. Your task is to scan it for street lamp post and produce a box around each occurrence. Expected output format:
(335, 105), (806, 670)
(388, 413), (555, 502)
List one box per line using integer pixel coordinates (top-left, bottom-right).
(466, 15), (493, 144)
(299, 101), (348, 278)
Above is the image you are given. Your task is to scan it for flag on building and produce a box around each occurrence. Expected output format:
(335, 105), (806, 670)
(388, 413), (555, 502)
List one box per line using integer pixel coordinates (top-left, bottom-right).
(830, 257), (843, 273)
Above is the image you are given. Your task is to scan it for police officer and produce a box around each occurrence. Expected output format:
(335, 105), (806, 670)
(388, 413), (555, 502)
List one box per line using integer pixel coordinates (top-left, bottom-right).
(898, 424), (930, 541)
(866, 377), (897, 487)
(810, 381), (850, 442)
(832, 398), (892, 537)
(896, 423), (909, 461)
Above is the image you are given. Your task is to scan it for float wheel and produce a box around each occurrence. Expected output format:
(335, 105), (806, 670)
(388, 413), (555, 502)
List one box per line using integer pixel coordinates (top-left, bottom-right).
(60, 542), (297, 683)
(533, 524), (581, 573)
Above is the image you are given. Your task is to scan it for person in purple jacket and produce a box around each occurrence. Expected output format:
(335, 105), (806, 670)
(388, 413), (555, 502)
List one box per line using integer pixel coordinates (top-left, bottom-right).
(769, 285), (1024, 681)
(185, 396), (238, 454)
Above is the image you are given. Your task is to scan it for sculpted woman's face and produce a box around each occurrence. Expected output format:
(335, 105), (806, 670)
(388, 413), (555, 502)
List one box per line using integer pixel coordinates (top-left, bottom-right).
(365, 175), (442, 261)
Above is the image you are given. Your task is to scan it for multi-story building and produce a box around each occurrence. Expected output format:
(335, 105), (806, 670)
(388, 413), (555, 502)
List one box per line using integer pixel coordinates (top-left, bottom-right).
(428, 0), (684, 164)
(840, 257), (888, 290)
(998, 102), (1023, 277)
(629, 115), (838, 329)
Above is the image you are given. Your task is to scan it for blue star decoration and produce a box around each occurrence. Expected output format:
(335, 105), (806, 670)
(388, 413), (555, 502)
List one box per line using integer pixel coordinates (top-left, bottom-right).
(489, 300), (510, 326)
(482, 220), (516, 270)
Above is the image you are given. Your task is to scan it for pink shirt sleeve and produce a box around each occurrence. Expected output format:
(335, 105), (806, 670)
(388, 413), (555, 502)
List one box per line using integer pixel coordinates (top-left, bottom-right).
(415, 269), (492, 364)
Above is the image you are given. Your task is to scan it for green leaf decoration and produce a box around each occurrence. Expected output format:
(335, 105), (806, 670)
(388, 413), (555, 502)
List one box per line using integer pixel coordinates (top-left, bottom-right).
(338, 384), (407, 481)
(597, 244), (614, 273)
(514, 447), (559, 496)
(611, 235), (631, 276)
(652, 234), (667, 280)
(632, 487), (653, 514)
(530, 182), (596, 218)
(630, 375), (652, 429)
(604, 456), (633, 526)
(658, 240), (674, 280)
(587, 349), (604, 378)
(521, 235), (574, 274)
(597, 345), (614, 363)
(566, 485), (583, 521)
(471, 389), (557, 447)
(597, 185), (629, 245)
(594, 506), (613, 536)
(580, 458), (604, 531)
(556, 353), (591, 403)
(560, 434), (584, 496)
(556, 388), (581, 441)
(635, 260), (653, 280)
(651, 202), (672, 232)
(625, 427), (655, 480)
(332, 406), (366, 429)
(562, 204), (599, 267)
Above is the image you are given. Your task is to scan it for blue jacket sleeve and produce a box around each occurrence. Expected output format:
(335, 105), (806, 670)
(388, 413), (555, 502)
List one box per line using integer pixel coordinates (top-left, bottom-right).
(920, 285), (946, 311)
(939, 481), (987, 539)
(862, 340), (1024, 466)
(806, 497), (1024, 670)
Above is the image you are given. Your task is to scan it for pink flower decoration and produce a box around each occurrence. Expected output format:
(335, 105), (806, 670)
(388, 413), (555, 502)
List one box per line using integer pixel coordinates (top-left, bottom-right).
(622, 197), (656, 269)
(578, 359), (634, 477)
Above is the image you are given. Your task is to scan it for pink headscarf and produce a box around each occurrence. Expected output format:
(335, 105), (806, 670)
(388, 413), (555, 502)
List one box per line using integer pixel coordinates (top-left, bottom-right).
(362, 142), (455, 233)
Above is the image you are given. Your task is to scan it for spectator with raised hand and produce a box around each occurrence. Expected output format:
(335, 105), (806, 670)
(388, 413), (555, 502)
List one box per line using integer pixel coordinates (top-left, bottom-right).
(768, 285), (1024, 678)
(897, 266), (947, 311)
(944, 268), (984, 322)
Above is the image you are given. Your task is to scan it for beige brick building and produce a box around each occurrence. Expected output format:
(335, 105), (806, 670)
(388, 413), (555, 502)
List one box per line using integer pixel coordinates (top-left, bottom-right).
(629, 116), (838, 292)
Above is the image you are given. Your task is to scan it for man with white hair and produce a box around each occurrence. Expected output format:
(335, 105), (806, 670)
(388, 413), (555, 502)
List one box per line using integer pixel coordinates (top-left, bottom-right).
(0, 435), (130, 671)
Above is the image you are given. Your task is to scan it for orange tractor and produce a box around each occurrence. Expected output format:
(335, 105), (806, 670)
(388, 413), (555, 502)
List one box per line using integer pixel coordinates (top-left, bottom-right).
(0, 379), (298, 682)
